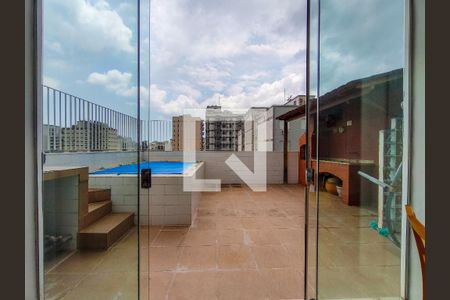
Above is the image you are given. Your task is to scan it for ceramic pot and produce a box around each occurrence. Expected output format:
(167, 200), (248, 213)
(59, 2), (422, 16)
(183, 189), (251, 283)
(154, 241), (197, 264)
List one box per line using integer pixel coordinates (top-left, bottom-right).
(325, 178), (338, 195)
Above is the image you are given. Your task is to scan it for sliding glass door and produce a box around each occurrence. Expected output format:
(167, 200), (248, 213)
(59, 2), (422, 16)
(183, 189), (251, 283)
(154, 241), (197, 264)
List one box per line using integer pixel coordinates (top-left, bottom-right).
(144, 1), (307, 299)
(306, 0), (408, 299)
(304, 0), (319, 299)
(39, 0), (140, 298)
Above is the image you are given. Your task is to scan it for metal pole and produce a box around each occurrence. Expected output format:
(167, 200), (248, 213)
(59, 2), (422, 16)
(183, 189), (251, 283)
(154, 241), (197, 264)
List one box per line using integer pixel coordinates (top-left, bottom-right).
(101, 107), (104, 151)
(81, 100), (84, 151)
(103, 107), (106, 150)
(74, 97), (77, 151)
(64, 94), (67, 151)
(75, 97), (77, 151)
(94, 104), (97, 151)
(87, 101), (89, 151)
(69, 94), (72, 151)
(97, 105), (100, 151)
(46, 87), (50, 151)
(58, 92), (62, 151)
(96, 105), (99, 151)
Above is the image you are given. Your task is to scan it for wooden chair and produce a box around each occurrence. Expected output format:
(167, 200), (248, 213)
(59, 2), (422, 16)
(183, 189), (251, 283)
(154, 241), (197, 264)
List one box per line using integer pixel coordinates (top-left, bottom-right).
(405, 204), (426, 299)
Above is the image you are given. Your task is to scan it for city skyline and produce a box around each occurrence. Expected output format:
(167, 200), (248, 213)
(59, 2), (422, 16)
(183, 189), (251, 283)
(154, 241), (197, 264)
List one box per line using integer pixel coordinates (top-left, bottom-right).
(42, 95), (306, 153)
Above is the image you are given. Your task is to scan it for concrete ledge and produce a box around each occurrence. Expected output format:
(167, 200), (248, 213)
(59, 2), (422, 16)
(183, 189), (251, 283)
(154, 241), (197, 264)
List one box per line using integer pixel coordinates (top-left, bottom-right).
(89, 162), (205, 226)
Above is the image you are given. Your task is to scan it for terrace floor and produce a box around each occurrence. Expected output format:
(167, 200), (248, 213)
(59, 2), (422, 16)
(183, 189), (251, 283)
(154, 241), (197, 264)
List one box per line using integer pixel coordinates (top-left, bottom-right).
(45, 184), (400, 300)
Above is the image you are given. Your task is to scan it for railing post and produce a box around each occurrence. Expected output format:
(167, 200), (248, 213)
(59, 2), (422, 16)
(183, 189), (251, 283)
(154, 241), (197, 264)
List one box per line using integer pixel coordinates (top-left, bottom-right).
(100, 106), (103, 151)
(42, 85), (144, 153)
(87, 102), (90, 152)
(96, 104), (98, 151)
(46, 86), (50, 152)
(53, 89), (56, 152)
(75, 97), (78, 151)
(64, 93), (67, 152)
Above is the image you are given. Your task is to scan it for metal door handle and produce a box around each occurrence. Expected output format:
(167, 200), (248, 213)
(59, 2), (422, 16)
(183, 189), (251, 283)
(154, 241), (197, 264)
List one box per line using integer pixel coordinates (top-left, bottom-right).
(141, 168), (152, 189)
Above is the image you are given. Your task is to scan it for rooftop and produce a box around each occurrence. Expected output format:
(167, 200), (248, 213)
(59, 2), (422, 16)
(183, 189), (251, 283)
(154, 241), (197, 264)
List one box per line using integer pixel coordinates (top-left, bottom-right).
(45, 184), (400, 299)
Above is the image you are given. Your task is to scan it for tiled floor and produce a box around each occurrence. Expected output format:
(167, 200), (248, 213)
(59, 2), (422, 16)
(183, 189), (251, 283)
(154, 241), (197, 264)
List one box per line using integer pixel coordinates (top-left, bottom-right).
(45, 184), (401, 300)
(44, 229), (138, 299)
(315, 189), (401, 300)
(141, 185), (306, 300)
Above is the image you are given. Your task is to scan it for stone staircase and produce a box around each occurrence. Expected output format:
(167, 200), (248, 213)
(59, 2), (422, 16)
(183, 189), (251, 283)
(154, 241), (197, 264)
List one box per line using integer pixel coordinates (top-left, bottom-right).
(78, 188), (133, 250)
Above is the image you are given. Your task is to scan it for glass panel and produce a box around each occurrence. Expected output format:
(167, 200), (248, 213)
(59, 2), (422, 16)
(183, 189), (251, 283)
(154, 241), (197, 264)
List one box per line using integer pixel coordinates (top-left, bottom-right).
(139, 0), (151, 298)
(305, 0), (320, 299)
(316, 0), (405, 299)
(41, 0), (140, 298)
(146, 1), (307, 299)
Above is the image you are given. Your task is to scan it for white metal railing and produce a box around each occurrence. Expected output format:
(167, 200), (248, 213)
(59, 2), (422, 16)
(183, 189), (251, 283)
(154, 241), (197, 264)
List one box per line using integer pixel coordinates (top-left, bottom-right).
(43, 86), (173, 153)
(43, 86), (287, 153)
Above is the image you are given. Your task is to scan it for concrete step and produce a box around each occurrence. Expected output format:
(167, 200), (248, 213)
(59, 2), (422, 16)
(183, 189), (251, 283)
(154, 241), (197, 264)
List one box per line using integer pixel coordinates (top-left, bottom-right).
(78, 213), (134, 250)
(82, 201), (112, 228)
(88, 188), (111, 203)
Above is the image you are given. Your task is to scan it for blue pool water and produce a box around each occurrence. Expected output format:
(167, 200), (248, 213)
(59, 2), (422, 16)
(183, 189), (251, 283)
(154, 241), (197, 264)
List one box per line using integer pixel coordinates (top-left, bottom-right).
(90, 161), (196, 175)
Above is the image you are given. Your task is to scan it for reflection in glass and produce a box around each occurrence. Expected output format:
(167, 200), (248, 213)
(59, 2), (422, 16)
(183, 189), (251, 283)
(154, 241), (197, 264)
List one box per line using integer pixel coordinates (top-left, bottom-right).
(146, 0), (307, 299)
(305, 0), (319, 299)
(41, 0), (140, 298)
(316, 0), (405, 299)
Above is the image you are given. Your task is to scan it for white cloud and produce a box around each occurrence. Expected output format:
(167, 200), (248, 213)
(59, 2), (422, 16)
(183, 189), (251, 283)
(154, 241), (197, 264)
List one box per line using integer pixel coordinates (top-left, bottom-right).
(214, 73), (305, 110)
(148, 84), (201, 116)
(147, 72), (305, 118)
(239, 71), (270, 82)
(45, 0), (134, 54)
(171, 82), (202, 99)
(145, 0), (307, 119)
(43, 76), (61, 89)
(44, 0), (308, 120)
(45, 58), (72, 72)
(245, 40), (303, 59)
(87, 69), (136, 97)
(149, 0), (306, 63)
(178, 64), (231, 92)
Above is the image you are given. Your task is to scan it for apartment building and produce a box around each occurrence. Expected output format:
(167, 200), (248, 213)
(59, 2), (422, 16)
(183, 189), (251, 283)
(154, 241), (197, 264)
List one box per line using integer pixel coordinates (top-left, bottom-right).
(43, 120), (136, 152)
(63, 121), (121, 151)
(118, 136), (137, 151)
(237, 128), (244, 151)
(243, 107), (268, 151)
(205, 105), (244, 151)
(43, 125), (62, 151)
(284, 94), (307, 106)
(241, 104), (306, 152)
(172, 115), (204, 151)
(149, 140), (172, 151)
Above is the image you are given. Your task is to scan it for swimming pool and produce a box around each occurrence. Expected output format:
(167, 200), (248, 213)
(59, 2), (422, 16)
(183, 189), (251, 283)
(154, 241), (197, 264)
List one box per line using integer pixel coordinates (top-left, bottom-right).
(90, 161), (196, 175)
(89, 161), (204, 226)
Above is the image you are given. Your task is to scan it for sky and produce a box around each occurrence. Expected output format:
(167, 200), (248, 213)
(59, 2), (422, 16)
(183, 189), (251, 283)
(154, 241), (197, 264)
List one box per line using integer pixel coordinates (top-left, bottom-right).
(43, 0), (307, 121)
(317, 0), (405, 95)
(42, 0), (404, 121)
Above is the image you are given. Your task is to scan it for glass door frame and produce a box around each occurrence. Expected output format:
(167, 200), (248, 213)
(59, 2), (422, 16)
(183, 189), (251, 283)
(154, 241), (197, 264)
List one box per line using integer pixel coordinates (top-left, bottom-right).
(401, 0), (413, 298)
(303, 0), (413, 299)
(34, 0), (143, 297)
(35, 0), (44, 297)
(303, 0), (320, 299)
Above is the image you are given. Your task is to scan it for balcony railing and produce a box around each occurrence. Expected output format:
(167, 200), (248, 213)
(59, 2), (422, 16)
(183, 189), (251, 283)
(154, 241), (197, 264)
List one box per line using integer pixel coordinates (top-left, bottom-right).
(42, 86), (270, 153)
(43, 86), (173, 153)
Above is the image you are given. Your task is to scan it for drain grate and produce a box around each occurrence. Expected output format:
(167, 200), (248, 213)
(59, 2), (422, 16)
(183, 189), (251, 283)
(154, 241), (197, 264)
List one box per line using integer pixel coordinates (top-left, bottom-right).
(221, 183), (243, 188)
